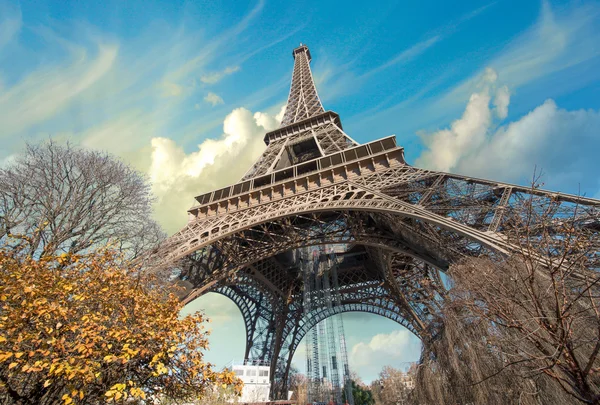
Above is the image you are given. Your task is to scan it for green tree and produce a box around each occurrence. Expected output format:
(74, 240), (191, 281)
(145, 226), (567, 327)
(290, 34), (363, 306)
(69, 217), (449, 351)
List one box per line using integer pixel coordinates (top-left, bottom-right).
(344, 380), (374, 405)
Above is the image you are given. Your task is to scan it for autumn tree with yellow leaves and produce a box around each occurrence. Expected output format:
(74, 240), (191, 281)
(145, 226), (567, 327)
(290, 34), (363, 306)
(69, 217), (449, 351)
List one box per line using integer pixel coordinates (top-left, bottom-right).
(0, 242), (242, 404)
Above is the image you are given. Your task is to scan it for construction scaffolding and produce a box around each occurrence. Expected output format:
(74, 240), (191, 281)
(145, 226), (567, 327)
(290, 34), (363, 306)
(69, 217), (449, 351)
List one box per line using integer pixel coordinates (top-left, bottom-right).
(302, 246), (354, 405)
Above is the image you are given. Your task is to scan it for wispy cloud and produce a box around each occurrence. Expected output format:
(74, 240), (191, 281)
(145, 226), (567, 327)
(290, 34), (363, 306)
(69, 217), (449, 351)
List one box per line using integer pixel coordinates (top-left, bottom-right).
(0, 43), (118, 136)
(204, 92), (224, 106)
(361, 35), (441, 80)
(200, 66), (240, 84)
(0, 0), (293, 235)
(160, 80), (185, 97)
(166, 0), (265, 82)
(352, 1), (600, 144)
(0, 2), (21, 50)
(316, 2), (496, 103)
(437, 1), (600, 108)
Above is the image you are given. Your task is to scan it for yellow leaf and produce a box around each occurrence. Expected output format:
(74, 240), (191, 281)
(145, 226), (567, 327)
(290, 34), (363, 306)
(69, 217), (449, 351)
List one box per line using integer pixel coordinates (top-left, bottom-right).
(115, 392), (123, 400)
(44, 379), (51, 387)
(8, 362), (18, 369)
(0, 336), (5, 343)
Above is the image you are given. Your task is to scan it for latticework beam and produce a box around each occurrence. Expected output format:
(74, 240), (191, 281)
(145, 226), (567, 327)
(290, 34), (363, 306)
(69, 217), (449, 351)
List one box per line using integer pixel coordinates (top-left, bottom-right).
(146, 44), (600, 398)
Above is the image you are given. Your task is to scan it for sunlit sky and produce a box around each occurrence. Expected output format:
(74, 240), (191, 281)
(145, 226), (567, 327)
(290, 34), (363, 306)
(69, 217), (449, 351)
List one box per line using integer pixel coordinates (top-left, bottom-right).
(2, 0), (600, 383)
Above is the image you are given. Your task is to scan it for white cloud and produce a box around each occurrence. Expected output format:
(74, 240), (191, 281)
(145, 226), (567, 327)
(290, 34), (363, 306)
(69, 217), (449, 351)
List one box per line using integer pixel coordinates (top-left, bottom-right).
(416, 68), (500, 173)
(275, 104), (286, 123)
(0, 11), (291, 238)
(354, 2), (600, 140)
(149, 107), (282, 233)
(433, 1), (600, 115)
(200, 66), (240, 84)
(254, 104), (286, 130)
(79, 110), (162, 171)
(416, 70), (600, 196)
(493, 85), (510, 119)
(204, 92), (224, 106)
(350, 330), (421, 379)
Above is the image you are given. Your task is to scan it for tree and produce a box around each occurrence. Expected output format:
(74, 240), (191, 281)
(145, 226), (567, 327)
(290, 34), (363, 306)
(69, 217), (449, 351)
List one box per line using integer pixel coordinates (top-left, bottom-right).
(411, 184), (600, 404)
(271, 362), (306, 400)
(448, 223), (600, 400)
(195, 383), (242, 405)
(372, 366), (413, 405)
(345, 380), (374, 405)
(289, 373), (308, 405)
(411, 303), (571, 405)
(0, 242), (242, 404)
(0, 141), (165, 260)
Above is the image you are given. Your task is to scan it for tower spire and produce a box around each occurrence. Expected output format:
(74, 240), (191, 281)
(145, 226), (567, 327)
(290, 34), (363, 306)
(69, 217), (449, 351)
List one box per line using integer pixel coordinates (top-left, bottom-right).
(241, 44), (357, 180)
(280, 44), (325, 126)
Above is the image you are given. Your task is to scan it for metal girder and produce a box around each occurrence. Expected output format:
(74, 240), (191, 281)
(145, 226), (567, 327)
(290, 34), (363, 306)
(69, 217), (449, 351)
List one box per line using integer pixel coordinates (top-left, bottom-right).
(147, 44), (600, 396)
(281, 45), (325, 126)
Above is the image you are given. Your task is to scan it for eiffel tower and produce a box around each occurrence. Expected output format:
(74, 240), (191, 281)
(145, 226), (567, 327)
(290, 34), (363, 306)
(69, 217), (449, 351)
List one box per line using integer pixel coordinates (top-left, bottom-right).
(151, 44), (600, 398)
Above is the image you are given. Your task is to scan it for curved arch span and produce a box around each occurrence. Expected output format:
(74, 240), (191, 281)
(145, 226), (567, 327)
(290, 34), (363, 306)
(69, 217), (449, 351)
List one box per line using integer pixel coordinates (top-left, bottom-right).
(180, 228), (466, 304)
(165, 183), (511, 268)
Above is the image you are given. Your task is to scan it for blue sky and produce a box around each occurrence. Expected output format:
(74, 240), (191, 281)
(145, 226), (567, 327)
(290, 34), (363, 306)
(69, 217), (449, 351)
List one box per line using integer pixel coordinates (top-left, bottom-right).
(1, 0), (600, 383)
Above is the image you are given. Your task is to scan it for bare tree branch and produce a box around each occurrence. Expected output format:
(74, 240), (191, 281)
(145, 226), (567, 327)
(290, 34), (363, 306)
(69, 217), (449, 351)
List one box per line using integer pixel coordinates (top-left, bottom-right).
(0, 141), (166, 261)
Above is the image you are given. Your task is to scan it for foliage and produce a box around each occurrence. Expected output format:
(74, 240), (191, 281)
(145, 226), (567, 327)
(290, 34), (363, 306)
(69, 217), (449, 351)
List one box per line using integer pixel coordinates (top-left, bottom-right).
(0, 141), (165, 260)
(190, 382), (242, 405)
(345, 380), (374, 405)
(0, 243), (242, 404)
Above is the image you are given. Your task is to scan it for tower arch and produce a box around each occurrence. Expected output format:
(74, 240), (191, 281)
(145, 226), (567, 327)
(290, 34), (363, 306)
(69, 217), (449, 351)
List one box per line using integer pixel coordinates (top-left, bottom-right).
(147, 44), (600, 398)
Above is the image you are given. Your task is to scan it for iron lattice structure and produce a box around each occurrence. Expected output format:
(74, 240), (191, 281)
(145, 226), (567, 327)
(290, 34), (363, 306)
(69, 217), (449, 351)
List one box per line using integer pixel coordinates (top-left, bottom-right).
(149, 45), (600, 398)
